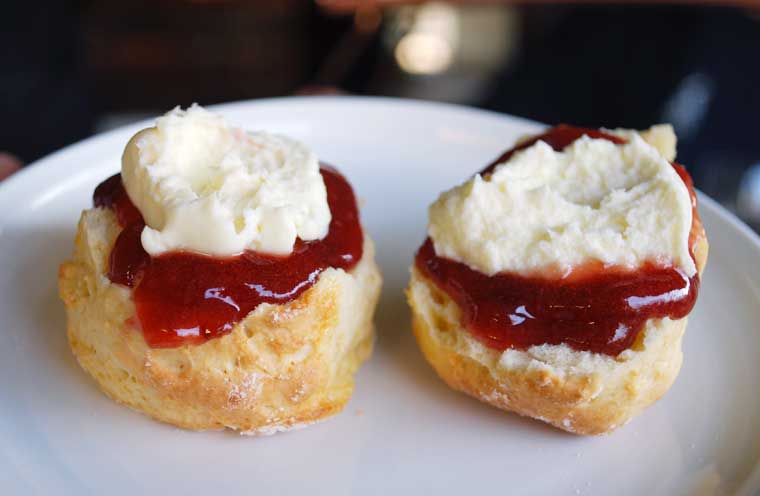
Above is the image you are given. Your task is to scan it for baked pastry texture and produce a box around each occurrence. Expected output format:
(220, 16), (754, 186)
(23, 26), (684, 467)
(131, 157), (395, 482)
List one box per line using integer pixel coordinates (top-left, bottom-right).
(59, 207), (381, 434)
(408, 236), (706, 435)
(407, 128), (708, 435)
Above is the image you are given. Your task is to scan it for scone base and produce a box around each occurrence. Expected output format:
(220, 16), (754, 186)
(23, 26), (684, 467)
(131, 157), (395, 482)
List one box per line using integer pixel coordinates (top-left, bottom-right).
(407, 225), (707, 436)
(67, 321), (374, 434)
(410, 304), (684, 435)
(59, 208), (382, 434)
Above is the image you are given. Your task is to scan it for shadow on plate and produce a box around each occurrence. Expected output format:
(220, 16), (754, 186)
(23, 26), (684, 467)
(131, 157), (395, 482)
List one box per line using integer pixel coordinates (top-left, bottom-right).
(372, 280), (570, 439)
(7, 226), (82, 379)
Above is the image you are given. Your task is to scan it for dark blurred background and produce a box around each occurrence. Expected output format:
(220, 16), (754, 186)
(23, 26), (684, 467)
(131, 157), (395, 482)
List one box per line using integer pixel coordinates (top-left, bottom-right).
(2, 1), (760, 230)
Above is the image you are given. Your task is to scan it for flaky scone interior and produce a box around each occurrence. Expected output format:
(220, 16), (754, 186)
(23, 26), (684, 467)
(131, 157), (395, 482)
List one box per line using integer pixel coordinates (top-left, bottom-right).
(59, 207), (382, 434)
(406, 127), (708, 435)
(408, 230), (705, 435)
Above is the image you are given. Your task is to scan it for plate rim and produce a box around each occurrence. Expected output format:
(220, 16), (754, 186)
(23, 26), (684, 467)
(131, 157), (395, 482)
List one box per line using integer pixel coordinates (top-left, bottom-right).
(0, 96), (539, 206)
(2, 95), (758, 254)
(1, 95), (759, 494)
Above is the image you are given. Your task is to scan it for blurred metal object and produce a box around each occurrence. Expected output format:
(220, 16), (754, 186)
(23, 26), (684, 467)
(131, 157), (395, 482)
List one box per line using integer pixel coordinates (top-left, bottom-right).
(738, 163), (760, 229)
(377, 3), (519, 103)
(395, 31), (454, 74)
(662, 72), (715, 141)
(393, 3), (458, 75)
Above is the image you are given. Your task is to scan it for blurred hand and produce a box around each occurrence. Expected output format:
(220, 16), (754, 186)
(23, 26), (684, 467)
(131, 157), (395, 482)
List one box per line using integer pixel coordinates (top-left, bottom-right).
(0, 153), (22, 181)
(317, 0), (755, 13)
(295, 85), (347, 96)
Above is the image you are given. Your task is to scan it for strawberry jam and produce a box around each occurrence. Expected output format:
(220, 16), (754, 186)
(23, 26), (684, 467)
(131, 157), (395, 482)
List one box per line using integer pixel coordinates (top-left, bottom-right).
(94, 167), (363, 348)
(415, 125), (701, 356)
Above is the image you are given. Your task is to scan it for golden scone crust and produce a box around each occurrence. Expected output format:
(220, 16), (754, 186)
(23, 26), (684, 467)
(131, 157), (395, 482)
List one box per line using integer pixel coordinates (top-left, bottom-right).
(407, 231), (708, 435)
(59, 208), (382, 434)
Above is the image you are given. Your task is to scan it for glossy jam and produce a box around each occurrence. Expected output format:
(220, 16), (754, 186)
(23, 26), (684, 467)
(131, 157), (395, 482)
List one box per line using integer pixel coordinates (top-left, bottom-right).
(95, 167), (363, 348)
(480, 125), (626, 176)
(415, 125), (701, 356)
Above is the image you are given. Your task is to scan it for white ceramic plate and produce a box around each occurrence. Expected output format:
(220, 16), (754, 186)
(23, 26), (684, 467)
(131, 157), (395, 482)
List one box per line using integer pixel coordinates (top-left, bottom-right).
(1, 97), (759, 496)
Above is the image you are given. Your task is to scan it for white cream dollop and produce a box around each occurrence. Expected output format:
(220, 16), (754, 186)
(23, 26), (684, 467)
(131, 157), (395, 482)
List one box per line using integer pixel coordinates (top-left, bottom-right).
(428, 127), (695, 277)
(121, 104), (331, 257)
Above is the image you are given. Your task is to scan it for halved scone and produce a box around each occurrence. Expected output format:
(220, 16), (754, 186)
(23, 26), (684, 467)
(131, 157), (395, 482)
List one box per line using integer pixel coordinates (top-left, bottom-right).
(59, 105), (381, 434)
(407, 124), (707, 435)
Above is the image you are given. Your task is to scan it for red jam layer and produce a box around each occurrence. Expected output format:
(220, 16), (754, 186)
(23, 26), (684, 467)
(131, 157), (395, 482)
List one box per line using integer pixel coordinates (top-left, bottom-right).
(94, 167), (363, 348)
(481, 125), (627, 176)
(415, 125), (701, 356)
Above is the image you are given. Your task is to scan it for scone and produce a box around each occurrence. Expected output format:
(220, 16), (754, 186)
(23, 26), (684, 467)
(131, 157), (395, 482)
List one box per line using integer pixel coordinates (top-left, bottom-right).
(407, 124), (707, 435)
(59, 105), (382, 434)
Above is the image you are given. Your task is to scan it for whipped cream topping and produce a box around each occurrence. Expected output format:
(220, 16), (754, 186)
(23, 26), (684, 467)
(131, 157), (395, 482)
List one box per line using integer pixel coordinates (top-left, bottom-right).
(121, 105), (331, 256)
(427, 128), (696, 277)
